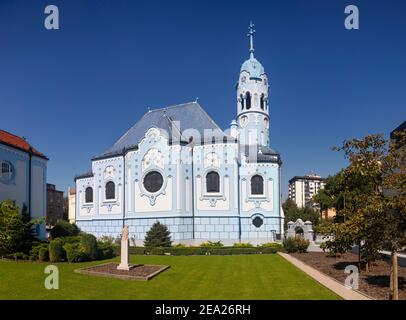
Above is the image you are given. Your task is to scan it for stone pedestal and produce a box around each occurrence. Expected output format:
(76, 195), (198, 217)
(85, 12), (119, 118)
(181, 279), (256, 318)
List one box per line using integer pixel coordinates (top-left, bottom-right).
(117, 239), (131, 270)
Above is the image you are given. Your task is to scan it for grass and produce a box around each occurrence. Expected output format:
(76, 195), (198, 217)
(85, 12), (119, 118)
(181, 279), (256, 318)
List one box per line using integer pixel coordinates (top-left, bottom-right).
(0, 254), (340, 300)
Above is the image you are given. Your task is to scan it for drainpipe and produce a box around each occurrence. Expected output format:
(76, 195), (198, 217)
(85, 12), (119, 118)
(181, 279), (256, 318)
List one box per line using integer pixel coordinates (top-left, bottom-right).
(28, 147), (33, 219)
(122, 148), (126, 230)
(238, 164), (241, 242)
(191, 146), (195, 240)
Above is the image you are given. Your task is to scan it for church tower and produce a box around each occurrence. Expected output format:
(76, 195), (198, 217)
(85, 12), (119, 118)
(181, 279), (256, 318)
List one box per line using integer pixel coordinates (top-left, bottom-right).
(236, 22), (270, 147)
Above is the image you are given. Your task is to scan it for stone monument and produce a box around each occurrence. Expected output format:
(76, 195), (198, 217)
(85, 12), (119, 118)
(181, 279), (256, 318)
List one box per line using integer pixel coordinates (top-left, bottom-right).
(117, 225), (132, 270)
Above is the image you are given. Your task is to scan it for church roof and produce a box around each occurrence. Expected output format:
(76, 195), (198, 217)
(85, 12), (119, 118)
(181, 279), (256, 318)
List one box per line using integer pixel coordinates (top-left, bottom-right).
(94, 102), (228, 160)
(0, 129), (48, 160)
(244, 145), (281, 164)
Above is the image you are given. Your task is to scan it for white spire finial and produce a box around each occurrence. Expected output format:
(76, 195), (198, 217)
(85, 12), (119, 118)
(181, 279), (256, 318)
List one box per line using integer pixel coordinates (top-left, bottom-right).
(247, 21), (255, 58)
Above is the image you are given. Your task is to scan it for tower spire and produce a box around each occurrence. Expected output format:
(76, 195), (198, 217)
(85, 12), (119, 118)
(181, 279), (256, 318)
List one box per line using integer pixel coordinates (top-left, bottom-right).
(247, 21), (255, 58)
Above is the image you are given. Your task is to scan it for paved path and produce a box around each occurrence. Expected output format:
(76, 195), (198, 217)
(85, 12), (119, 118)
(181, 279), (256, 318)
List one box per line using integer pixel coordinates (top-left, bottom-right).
(307, 243), (324, 252)
(278, 252), (372, 300)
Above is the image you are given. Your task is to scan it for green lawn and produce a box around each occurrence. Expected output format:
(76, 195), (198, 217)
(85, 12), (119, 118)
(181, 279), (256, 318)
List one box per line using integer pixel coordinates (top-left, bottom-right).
(0, 254), (340, 300)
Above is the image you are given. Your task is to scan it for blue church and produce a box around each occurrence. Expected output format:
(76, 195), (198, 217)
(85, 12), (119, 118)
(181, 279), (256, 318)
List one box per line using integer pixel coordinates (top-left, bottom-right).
(75, 24), (284, 245)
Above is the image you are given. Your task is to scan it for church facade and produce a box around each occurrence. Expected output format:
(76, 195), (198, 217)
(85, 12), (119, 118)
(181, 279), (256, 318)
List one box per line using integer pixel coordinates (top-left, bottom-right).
(75, 24), (283, 245)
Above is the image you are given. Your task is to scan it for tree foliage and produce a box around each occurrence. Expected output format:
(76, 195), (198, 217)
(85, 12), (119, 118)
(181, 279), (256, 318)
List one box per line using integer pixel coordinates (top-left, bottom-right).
(282, 199), (319, 230)
(316, 131), (406, 299)
(0, 200), (25, 256)
(144, 221), (172, 247)
(50, 220), (80, 239)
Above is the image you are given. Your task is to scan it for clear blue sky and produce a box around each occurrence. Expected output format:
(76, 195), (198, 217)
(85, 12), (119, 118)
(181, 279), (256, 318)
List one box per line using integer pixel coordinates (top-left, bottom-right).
(1, 0), (405, 199)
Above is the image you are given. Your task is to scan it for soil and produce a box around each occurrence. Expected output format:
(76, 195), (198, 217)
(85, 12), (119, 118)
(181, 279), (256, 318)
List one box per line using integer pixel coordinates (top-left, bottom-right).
(291, 252), (406, 300)
(76, 263), (169, 280)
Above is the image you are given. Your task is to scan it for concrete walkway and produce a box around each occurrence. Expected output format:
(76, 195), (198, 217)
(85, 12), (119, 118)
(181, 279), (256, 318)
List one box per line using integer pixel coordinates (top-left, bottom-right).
(278, 252), (372, 300)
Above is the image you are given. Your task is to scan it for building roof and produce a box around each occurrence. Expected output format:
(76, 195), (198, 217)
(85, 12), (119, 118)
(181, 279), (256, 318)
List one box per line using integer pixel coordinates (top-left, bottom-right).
(240, 57), (265, 79)
(288, 175), (325, 184)
(244, 145), (281, 164)
(93, 101), (228, 160)
(0, 129), (48, 159)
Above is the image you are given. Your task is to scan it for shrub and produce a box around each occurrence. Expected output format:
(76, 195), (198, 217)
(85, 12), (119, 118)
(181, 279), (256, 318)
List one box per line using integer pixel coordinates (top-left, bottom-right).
(173, 243), (187, 248)
(260, 242), (283, 249)
(166, 247), (203, 256)
(97, 240), (116, 260)
(49, 239), (65, 262)
(283, 237), (310, 253)
(144, 222), (172, 247)
(64, 243), (87, 263)
(233, 242), (254, 248)
(260, 247), (278, 254)
(50, 220), (80, 239)
(129, 247), (145, 255)
(29, 243), (48, 260)
(283, 237), (298, 253)
(80, 233), (98, 260)
(199, 241), (224, 248)
(99, 235), (115, 244)
(148, 247), (165, 255)
(296, 238), (310, 253)
(38, 247), (49, 261)
(61, 236), (81, 244)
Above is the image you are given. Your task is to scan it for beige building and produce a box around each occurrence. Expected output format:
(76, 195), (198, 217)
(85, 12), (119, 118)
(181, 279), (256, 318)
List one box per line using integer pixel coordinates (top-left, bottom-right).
(288, 174), (326, 208)
(68, 187), (76, 223)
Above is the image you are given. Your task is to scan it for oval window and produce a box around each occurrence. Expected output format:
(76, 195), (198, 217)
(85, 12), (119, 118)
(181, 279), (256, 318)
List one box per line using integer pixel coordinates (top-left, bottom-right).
(143, 171), (164, 193)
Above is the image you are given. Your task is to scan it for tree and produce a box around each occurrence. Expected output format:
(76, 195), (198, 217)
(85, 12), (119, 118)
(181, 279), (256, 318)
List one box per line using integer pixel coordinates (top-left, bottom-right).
(19, 204), (44, 253)
(144, 222), (172, 247)
(318, 131), (406, 299)
(50, 220), (80, 239)
(282, 199), (319, 230)
(380, 130), (406, 299)
(0, 200), (25, 256)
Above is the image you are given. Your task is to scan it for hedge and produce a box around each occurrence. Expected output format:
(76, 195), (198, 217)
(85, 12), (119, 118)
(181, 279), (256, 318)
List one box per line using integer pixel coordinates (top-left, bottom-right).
(128, 246), (282, 256)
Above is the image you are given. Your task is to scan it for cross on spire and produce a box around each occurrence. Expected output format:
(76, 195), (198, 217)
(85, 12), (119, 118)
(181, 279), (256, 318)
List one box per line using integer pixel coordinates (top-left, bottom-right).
(247, 21), (255, 58)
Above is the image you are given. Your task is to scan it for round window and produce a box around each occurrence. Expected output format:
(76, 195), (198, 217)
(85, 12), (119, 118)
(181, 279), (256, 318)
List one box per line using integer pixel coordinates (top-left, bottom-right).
(252, 217), (263, 228)
(143, 171), (164, 193)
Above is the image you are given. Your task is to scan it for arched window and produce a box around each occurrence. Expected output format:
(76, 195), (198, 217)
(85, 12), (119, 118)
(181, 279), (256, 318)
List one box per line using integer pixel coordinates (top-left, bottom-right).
(251, 175), (264, 195)
(206, 171), (220, 193)
(240, 94), (245, 110)
(260, 94), (265, 110)
(85, 187), (93, 203)
(246, 92), (251, 109)
(0, 161), (14, 182)
(105, 181), (115, 200)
